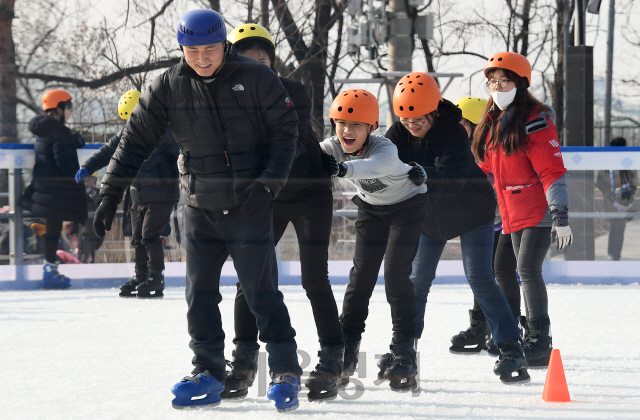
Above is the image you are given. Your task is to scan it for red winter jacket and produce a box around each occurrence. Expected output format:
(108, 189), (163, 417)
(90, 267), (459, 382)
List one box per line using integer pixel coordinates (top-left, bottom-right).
(477, 108), (567, 234)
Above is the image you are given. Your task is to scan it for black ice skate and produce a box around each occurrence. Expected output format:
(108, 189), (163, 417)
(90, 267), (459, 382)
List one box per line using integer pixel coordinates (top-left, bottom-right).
(523, 317), (552, 369)
(493, 339), (530, 384)
(449, 309), (490, 354)
(220, 342), (259, 400)
(305, 343), (344, 401)
(118, 271), (147, 298)
(337, 340), (360, 387)
(381, 336), (418, 391)
(135, 271), (164, 298)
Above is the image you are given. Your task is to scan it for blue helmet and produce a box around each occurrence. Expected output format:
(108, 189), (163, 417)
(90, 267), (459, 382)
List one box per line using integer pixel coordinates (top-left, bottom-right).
(177, 9), (226, 46)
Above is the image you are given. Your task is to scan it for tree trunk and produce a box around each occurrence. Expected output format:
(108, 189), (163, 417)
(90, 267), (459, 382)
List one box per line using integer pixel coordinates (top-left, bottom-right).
(0, 0), (17, 143)
(207, 0), (221, 12)
(554, 0), (566, 140)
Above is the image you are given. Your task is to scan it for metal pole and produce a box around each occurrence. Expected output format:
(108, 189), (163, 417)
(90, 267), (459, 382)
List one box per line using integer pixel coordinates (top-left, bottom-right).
(8, 169), (24, 266)
(562, 0), (571, 145)
(603, 0), (615, 146)
(386, 0), (412, 128)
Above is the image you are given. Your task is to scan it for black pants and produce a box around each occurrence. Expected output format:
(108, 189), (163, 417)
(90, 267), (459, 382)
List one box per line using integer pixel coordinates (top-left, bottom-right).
(44, 218), (63, 263)
(473, 230), (520, 316)
(340, 194), (426, 342)
(607, 218), (626, 260)
(511, 227), (551, 321)
(130, 201), (175, 274)
(233, 188), (342, 347)
(184, 205), (300, 381)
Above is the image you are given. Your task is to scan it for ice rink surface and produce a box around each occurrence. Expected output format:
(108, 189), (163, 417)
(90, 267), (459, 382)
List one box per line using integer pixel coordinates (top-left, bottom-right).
(2, 283), (640, 419)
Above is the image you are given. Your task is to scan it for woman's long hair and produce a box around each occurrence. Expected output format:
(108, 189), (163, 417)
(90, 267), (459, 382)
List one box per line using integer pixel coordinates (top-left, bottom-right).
(471, 69), (546, 162)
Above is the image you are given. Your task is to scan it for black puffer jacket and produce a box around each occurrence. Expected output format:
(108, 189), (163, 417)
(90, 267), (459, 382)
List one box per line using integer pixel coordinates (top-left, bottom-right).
(385, 100), (495, 240)
(275, 77), (331, 203)
(23, 114), (87, 223)
(83, 128), (179, 205)
(99, 47), (298, 210)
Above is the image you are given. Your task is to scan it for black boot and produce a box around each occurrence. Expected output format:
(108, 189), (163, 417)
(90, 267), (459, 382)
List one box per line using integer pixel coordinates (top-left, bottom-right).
(524, 317), (552, 368)
(382, 335), (418, 391)
(119, 269), (147, 298)
(136, 270), (164, 298)
(450, 309), (490, 354)
(493, 339), (530, 384)
(486, 314), (525, 357)
(305, 343), (344, 401)
(221, 342), (259, 399)
(338, 340), (360, 387)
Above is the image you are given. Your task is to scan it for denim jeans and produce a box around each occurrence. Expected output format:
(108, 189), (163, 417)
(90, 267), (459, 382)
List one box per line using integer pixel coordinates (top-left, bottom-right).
(411, 220), (521, 344)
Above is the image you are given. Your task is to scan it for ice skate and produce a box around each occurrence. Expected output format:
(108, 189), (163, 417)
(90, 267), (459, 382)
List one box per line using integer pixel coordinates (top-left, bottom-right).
(337, 340), (360, 387)
(171, 370), (225, 409)
(42, 262), (71, 289)
(220, 343), (259, 400)
(118, 271), (146, 298)
(135, 271), (164, 298)
(305, 343), (344, 401)
(524, 317), (552, 369)
(449, 309), (490, 354)
(267, 373), (301, 412)
(381, 335), (418, 391)
(493, 339), (530, 384)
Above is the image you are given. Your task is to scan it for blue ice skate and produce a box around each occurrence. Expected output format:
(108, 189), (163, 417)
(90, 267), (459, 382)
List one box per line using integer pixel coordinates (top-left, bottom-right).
(42, 262), (71, 289)
(267, 373), (301, 412)
(171, 371), (225, 409)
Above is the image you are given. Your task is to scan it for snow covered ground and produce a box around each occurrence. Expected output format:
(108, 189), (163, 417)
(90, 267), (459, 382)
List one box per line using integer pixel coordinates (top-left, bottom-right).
(2, 283), (640, 419)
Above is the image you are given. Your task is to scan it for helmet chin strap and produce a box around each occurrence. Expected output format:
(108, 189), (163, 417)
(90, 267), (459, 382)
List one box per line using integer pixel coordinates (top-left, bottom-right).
(343, 134), (370, 157)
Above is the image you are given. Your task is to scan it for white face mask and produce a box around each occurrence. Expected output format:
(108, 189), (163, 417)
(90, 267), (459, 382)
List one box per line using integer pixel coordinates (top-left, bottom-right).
(491, 88), (517, 110)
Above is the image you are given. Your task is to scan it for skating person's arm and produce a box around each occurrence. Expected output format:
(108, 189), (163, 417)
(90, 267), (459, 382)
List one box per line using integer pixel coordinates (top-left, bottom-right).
(100, 74), (171, 201)
(82, 132), (122, 174)
(252, 66), (298, 198)
(280, 78), (310, 160)
(52, 134), (82, 178)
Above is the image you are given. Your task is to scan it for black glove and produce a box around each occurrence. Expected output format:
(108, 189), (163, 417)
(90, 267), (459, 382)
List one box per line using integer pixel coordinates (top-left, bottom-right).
(93, 194), (119, 238)
(74, 132), (86, 148)
(321, 152), (347, 177)
(407, 162), (427, 185)
(240, 182), (272, 218)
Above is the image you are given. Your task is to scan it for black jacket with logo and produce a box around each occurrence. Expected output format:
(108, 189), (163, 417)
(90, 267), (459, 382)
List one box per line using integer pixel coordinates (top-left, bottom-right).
(385, 100), (496, 240)
(99, 46), (298, 210)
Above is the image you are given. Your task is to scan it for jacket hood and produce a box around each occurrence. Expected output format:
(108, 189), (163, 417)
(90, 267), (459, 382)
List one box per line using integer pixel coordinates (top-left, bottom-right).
(28, 113), (67, 137)
(434, 99), (463, 129)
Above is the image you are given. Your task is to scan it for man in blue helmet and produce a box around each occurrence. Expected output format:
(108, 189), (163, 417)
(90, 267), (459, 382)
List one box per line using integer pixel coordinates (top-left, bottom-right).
(92, 9), (302, 412)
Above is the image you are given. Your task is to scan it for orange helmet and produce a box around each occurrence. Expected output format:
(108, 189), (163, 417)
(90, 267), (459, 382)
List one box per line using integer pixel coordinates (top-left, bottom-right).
(41, 89), (73, 111)
(484, 52), (531, 87)
(393, 72), (442, 118)
(329, 89), (379, 129)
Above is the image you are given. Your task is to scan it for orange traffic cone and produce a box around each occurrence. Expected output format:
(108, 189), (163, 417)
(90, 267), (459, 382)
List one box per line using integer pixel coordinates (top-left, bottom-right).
(542, 349), (571, 402)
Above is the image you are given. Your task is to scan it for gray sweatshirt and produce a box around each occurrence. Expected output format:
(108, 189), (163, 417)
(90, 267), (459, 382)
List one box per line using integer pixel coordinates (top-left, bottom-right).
(320, 133), (427, 206)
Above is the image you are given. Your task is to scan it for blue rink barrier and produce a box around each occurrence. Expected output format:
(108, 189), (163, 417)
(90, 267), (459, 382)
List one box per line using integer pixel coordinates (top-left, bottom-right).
(0, 260), (638, 290)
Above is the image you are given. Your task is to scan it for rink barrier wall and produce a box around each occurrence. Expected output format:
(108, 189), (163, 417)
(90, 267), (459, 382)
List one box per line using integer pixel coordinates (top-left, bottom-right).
(0, 260), (638, 290)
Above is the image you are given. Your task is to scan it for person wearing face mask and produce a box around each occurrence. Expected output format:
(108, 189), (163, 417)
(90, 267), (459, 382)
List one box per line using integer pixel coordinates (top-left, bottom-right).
(471, 52), (572, 369)
(385, 73), (529, 384)
(449, 96), (521, 356)
(225, 23), (341, 402)
(21, 89), (88, 289)
(320, 89), (428, 391)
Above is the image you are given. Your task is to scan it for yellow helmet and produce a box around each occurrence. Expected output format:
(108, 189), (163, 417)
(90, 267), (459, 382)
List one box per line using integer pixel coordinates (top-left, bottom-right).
(118, 90), (141, 120)
(454, 97), (488, 125)
(227, 23), (274, 47)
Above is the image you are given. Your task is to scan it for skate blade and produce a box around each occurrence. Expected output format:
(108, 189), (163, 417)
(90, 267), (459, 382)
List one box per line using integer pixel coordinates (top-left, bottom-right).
(220, 388), (249, 400)
(449, 345), (486, 354)
(118, 293), (136, 298)
(336, 376), (350, 388)
(276, 402), (299, 413)
(389, 376), (418, 392)
(136, 292), (164, 299)
(499, 368), (531, 385)
(527, 358), (550, 369)
(171, 399), (221, 410)
(307, 388), (338, 402)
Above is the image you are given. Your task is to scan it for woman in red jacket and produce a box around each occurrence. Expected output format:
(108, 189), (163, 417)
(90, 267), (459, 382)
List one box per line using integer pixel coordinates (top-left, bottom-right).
(471, 52), (573, 368)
